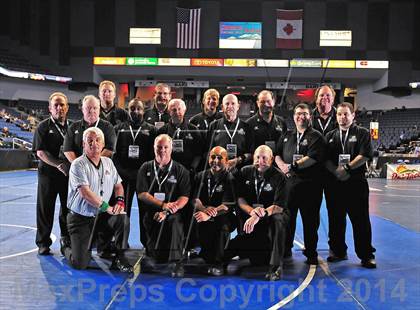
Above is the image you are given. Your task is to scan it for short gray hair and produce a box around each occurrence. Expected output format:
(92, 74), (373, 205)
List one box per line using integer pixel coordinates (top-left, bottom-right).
(83, 127), (104, 143)
(82, 95), (100, 108)
(154, 134), (172, 147)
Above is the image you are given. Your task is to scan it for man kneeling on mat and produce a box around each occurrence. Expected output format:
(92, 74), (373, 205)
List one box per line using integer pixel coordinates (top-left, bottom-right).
(226, 145), (290, 281)
(137, 134), (190, 278)
(62, 127), (132, 272)
(193, 146), (237, 276)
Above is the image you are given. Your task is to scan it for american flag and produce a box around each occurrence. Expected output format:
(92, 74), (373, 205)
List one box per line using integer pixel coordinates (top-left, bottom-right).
(176, 7), (201, 49)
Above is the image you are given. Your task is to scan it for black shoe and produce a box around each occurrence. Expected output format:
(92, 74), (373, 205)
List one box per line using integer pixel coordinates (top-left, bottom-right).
(38, 246), (51, 256)
(111, 257), (133, 273)
(171, 262), (185, 278)
(361, 258), (377, 269)
(60, 237), (71, 256)
(265, 265), (282, 281)
(208, 265), (224, 276)
(97, 250), (115, 259)
(305, 257), (318, 265)
(327, 252), (348, 263)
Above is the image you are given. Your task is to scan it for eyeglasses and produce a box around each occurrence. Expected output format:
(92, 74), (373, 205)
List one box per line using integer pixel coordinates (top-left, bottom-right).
(210, 154), (224, 160)
(295, 112), (310, 117)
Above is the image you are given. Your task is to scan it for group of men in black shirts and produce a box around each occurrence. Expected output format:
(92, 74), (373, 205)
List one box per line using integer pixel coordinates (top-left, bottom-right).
(33, 81), (376, 281)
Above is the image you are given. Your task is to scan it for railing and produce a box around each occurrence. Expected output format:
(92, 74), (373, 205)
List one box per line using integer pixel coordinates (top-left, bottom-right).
(12, 137), (32, 150)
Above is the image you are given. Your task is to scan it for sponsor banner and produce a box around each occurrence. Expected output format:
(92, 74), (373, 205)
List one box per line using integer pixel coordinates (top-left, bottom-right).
(290, 59), (322, 68)
(94, 57), (126, 65)
(126, 57), (158, 66)
(191, 58), (223, 67)
(387, 164), (420, 180)
(322, 60), (355, 69)
(158, 58), (190, 66)
(224, 59), (256, 67)
(257, 59), (289, 67)
(356, 60), (389, 69)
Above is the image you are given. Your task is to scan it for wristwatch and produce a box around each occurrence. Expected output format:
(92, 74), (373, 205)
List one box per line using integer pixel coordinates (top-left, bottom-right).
(343, 163), (351, 172)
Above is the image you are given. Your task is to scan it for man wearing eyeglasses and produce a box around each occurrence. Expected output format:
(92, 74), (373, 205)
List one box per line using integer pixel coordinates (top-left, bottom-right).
(144, 83), (171, 130)
(275, 103), (326, 266)
(192, 146), (237, 276)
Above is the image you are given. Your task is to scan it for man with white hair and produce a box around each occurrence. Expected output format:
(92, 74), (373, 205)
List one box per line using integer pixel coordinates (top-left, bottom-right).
(157, 98), (203, 172)
(63, 95), (116, 162)
(62, 127), (131, 272)
(137, 134), (191, 277)
(206, 94), (254, 171)
(227, 145), (289, 281)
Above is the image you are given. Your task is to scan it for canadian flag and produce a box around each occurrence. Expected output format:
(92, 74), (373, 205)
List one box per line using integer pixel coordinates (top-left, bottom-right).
(276, 9), (303, 49)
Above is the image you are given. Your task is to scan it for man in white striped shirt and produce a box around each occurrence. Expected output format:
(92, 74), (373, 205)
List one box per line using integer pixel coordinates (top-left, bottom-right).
(62, 127), (132, 272)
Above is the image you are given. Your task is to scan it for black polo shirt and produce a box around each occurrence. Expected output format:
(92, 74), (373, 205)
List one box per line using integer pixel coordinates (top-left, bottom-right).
(137, 160), (191, 208)
(237, 165), (287, 211)
(157, 120), (203, 170)
(206, 117), (254, 159)
(193, 169), (236, 207)
(312, 107), (337, 136)
(246, 113), (287, 149)
(63, 118), (116, 157)
(33, 117), (70, 176)
(275, 127), (326, 180)
(144, 107), (170, 127)
(325, 124), (373, 180)
(100, 105), (129, 126)
(113, 120), (157, 180)
(189, 111), (223, 131)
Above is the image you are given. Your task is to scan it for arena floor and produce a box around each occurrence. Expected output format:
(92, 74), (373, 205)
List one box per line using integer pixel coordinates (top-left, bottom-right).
(0, 170), (419, 309)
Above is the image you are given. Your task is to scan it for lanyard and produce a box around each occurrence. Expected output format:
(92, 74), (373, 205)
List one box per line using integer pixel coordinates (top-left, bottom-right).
(339, 129), (350, 154)
(173, 127), (181, 139)
(296, 131), (304, 154)
(158, 112), (163, 121)
(207, 177), (220, 199)
(254, 176), (265, 204)
(153, 160), (173, 191)
(129, 125), (142, 142)
(317, 117), (332, 134)
(223, 118), (240, 143)
(204, 119), (208, 129)
(50, 116), (67, 139)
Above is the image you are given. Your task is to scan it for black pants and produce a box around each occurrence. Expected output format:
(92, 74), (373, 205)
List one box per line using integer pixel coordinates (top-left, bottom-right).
(226, 212), (290, 266)
(143, 211), (184, 262)
(326, 178), (376, 260)
(36, 173), (68, 248)
(197, 213), (236, 264)
(286, 178), (323, 258)
(121, 178), (147, 248)
(65, 211), (128, 270)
